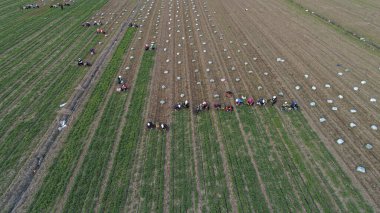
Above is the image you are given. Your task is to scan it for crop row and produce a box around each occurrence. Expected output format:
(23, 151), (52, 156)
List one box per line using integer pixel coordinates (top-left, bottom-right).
(63, 92), (128, 211)
(169, 110), (198, 212)
(100, 50), (156, 212)
(0, 2), (28, 21)
(237, 106), (311, 211)
(0, 1), (107, 111)
(29, 27), (137, 212)
(262, 108), (353, 211)
(283, 110), (372, 212)
(0, 28), (104, 194)
(0, 0), (109, 193)
(195, 113), (231, 212)
(232, 106), (372, 211)
(244, 106), (338, 211)
(215, 110), (269, 212)
(0, 0), (106, 88)
(138, 130), (166, 212)
(0, 1), (108, 102)
(0, 41), (101, 197)
(0, 26), (96, 117)
(0, 0), (103, 54)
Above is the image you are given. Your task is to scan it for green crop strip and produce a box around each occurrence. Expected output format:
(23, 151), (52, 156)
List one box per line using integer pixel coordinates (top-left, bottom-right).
(0, 0), (102, 53)
(0, 30), (102, 195)
(240, 106), (336, 211)
(263, 108), (337, 211)
(237, 107), (305, 212)
(0, 22), (106, 194)
(283, 110), (373, 212)
(0, 0), (106, 81)
(233, 106), (373, 211)
(63, 93), (128, 211)
(29, 27), (137, 212)
(0, 0), (108, 161)
(100, 50), (156, 212)
(139, 130), (166, 212)
(195, 113), (232, 212)
(169, 110), (198, 212)
(215, 110), (270, 212)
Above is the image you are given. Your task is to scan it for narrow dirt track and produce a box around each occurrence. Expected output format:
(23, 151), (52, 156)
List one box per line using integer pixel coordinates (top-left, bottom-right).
(162, 1), (176, 210)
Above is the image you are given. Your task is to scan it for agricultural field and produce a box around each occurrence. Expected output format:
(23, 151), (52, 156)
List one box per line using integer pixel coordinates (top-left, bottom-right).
(291, 0), (380, 46)
(0, 0), (379, 212)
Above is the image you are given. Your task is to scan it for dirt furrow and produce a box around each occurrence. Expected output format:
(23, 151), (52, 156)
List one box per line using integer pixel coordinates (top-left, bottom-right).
(162, 0), (176, 210)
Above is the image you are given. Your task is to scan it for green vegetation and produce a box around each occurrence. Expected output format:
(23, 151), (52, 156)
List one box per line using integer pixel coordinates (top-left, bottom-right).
(195, 113), (232, 212)
(100, 50), (156, 212)
(29, 27), (137, 212)
(138, 130), (166, 212)
(169, 110), (198, 212)
(222, 106), (373, 212)
(215, 110), (270, 212)
(1, 0), (374, 211)
(63, 92), (128, 211)
(0, 0), (108, 196)
(284, 110), (373, 212)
